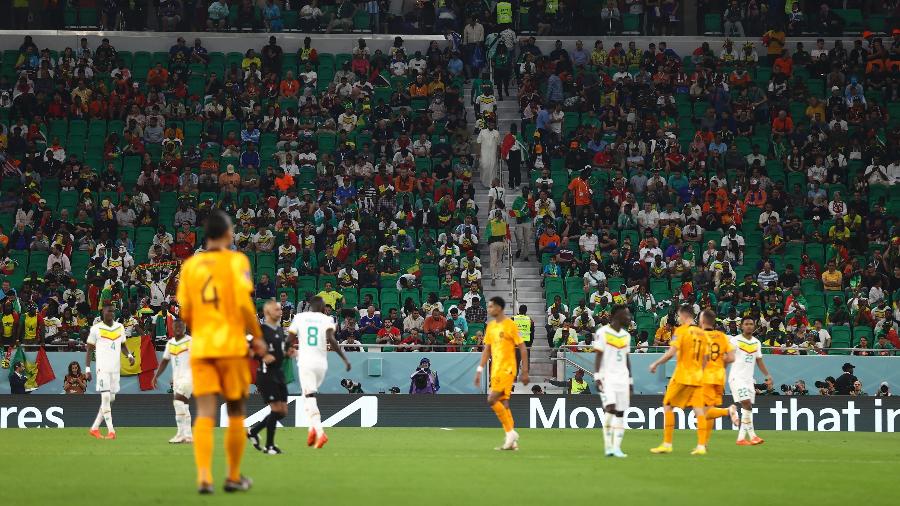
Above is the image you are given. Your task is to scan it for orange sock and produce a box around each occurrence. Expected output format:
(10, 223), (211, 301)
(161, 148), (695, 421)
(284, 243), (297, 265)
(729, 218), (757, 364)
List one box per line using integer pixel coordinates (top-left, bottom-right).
(225, 416), (246, 482)
(491, 403), (513, 432)
(663, 411), (675, 444)
(706, 407), (730, 419)
(697, 415), (708, 447)
(504, 407), (515, 431)
(193, 417), (214, 485)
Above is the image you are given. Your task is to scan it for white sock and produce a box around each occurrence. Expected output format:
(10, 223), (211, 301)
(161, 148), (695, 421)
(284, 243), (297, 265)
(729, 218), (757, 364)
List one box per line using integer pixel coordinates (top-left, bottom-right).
(306, 396), (323, 436)
(603, 412), (614, 453)
(612, 416), (625, 451)
(174, 399), (192, 438)
(743, 408), (755, 439)
(91, 409), (104, 431)
(100, 392), (115, 433)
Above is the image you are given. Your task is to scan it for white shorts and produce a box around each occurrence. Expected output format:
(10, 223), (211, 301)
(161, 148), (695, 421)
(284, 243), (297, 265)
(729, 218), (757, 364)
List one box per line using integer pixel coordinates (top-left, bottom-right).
(95, 372), (121, 394)
(730, 379), (756, 404)
(298, 360), (327, 396)
(173, 378), (193, 398)
(601, 387), (630, 411)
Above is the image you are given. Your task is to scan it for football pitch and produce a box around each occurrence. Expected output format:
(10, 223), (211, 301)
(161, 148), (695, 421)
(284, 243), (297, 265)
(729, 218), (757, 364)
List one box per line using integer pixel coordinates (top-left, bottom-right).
(4, 428), (897, 505)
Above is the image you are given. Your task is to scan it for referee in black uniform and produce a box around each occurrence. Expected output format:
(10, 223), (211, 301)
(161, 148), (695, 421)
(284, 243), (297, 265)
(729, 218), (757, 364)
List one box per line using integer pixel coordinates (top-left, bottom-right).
(247, 300), (293, 454)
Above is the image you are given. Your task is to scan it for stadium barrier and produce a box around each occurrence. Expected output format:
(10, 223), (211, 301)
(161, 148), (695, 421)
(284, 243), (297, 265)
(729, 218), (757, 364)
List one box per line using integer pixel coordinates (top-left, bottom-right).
(0, 394), (897, 432)
(4, 351), (899, 396)
(0, 351), (483, 395)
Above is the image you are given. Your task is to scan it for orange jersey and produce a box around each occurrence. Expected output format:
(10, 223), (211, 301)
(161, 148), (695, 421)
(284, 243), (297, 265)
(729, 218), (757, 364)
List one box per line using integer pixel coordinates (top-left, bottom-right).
(701, 329), (734, 386)
(486, 317), (523, 377)
(176, 249), (262, 358)
(669, 324), (706, 386)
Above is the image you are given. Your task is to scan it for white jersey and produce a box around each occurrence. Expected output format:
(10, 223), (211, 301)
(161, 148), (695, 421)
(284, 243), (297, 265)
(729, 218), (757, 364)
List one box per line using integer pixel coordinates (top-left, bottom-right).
(289, 311), (335, 365)
(592, 325), (631, 389)
(163, 335), (192, 384)
(86, 321), (126, 374)
(729, 335), (762, 384)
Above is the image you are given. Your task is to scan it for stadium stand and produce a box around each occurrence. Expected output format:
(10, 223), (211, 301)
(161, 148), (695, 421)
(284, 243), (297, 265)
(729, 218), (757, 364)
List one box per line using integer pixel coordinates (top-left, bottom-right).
(0, 19), (898, 381)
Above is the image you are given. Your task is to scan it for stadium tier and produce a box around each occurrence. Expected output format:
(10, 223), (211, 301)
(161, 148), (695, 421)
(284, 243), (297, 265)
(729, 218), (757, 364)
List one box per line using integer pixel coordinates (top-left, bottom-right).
(0, 26), (897, 380)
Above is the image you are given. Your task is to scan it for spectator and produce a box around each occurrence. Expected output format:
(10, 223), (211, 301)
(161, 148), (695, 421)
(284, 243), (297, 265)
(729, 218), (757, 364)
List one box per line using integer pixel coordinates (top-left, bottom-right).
(63, 361), (87, 394)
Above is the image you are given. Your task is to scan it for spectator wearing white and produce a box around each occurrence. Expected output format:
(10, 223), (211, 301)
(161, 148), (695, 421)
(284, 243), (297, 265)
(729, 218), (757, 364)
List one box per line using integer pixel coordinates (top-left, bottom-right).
(47, 245), (71, 274)
(583, 260), (606, 295)
(299, 0), (323, 31)
(885, 159), (900, 185)
(864, 157), (892, 186)
(757, 261), (779, 288)
(637, 202), (659, 230)
(702, 241), (719, 266)
(683, 218), (704, 242)
(639, 238), (663, 264)
(579, 225), (599, 255)
(721, 226), (745, 265)
(828, 192), (847, 219)
(758, 203), (780, 228)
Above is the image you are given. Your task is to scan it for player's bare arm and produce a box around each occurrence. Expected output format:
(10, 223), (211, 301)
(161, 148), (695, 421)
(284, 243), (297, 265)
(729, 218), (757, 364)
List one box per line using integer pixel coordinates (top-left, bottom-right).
(151, 357), (170, 390)
(474, 343), (491, 387)
(517, 342), (529, 385)
(122, 341), (135, 366)
(84, 342), (94, 382)
(626, 354), (633, 395)
(326, 328), (351, 371)
(649, 345), (676, 373)
(593, 348), (604, 391)
(723, 349), (735, 364)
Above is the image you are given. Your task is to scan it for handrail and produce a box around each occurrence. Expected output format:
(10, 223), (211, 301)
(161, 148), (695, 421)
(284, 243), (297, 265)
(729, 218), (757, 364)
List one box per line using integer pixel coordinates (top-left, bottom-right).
(551, 355), (595, 380)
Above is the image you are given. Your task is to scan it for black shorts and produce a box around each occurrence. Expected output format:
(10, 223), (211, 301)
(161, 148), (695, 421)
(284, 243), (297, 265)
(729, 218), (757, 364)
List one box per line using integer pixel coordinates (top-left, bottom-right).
(256, 375), (288, 403)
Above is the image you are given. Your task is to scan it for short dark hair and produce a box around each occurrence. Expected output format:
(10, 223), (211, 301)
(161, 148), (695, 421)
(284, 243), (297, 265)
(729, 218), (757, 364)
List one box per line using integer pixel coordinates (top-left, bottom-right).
(489, 296), (506, 309)
(518, 304), (527, 313)
(204, 210), (232, 240)
(611, 304), (628, 316)
(678, 304), (695, 317)
(741, 316), (756, 325)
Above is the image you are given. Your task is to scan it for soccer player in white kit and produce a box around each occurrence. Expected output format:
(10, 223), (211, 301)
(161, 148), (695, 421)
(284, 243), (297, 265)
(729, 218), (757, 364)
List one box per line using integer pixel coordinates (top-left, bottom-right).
(728, 317), (772, 446)
(593, 305), (633, 458)
(287, 296), (351, 449)
(85, 304), (134, 440)
(152, 319), (193, 443)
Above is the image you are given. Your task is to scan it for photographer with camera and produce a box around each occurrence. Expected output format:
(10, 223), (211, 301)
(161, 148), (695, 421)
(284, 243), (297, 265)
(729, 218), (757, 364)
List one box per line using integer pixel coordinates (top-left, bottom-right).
(409, 357), (440, 394)
(876, 382), (891, 397)
(340, 378), (364, 394)
(779, 380), (809, 396)
(815, 376), (836, 396)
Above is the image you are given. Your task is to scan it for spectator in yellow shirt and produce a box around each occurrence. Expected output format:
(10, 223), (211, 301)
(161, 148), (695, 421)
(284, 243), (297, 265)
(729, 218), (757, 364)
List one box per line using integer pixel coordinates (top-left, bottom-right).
(316, 281), (343, 309)
(821, 261), (843, 291)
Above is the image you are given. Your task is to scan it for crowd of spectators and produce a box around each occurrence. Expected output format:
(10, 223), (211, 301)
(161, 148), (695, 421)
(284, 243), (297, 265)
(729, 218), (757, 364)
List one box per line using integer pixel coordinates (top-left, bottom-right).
(0, 33), (505, 353)
(491, 32), (900, 356)
(1, 24), (900, 365)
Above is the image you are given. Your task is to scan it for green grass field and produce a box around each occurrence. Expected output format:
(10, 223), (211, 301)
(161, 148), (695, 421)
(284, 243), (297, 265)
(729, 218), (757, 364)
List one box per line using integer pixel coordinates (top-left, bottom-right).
(4, 428), (897, 505)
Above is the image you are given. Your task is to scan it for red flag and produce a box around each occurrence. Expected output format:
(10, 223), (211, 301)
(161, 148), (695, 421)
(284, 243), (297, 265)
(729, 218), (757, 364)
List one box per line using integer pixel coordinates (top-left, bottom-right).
(34, 346), (56, 386)
(137, 335), (159, 391)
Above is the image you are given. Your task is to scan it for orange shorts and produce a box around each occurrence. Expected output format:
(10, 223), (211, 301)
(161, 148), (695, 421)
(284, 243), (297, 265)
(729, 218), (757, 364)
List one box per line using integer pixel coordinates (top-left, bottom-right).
(702, 384), (724, 407)
(191, 357), (251, 401)
(662, 381), (702, 409)
(490, 372), (515, 401)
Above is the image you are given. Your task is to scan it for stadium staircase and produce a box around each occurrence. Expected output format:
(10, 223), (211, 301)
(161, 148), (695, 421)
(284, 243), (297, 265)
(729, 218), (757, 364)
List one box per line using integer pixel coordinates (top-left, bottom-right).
(468, 81), (560, 394)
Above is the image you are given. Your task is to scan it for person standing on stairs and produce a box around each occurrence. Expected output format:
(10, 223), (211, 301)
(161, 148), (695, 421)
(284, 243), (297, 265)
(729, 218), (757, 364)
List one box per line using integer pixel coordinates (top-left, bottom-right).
(501, 124), (526, 189)
(492, 42), (512, 101)
(510, 186), (535, 261)
(477, 120), (501, 187)
(488, 177), (505, 211)
(484, 208), (511, 287)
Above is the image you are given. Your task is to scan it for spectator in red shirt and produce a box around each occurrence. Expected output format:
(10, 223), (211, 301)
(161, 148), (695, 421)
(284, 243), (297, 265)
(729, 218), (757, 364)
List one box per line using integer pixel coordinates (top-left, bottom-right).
(772, 110), (794, 136)
(376, 320), (401, 345)
(146, 63), (169, 88)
